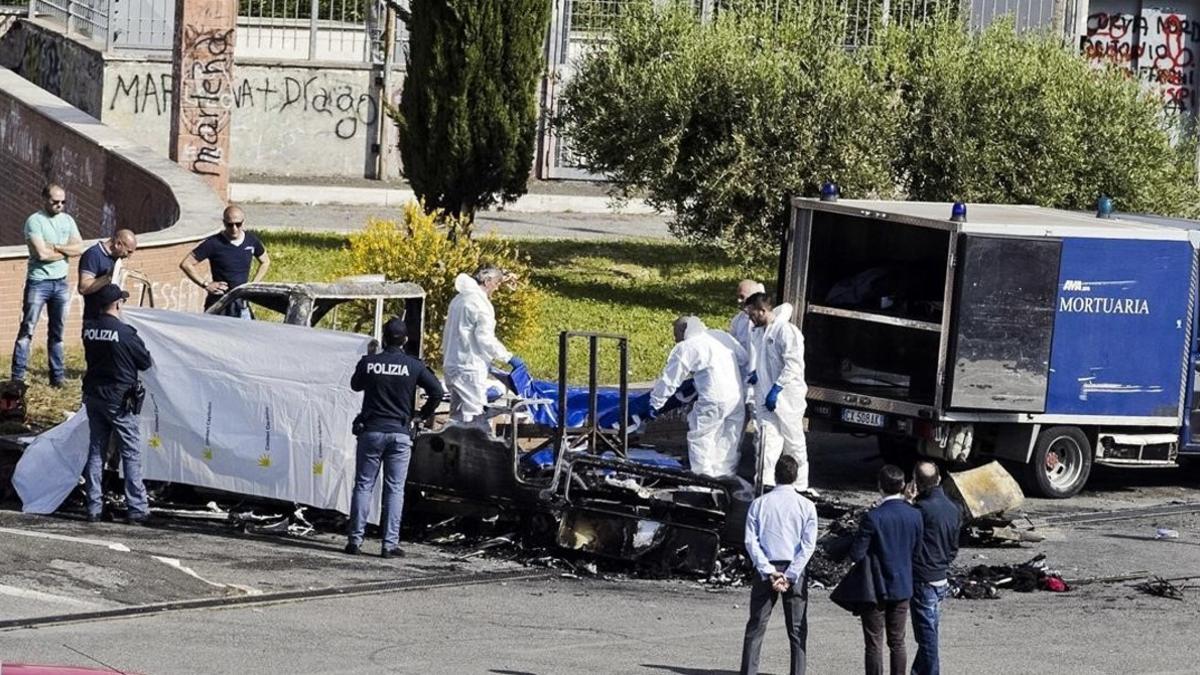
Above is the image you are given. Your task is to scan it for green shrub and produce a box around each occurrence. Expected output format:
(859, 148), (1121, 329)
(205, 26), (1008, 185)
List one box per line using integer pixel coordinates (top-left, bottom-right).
(397, 0), (551, 221)
(559, 7), (1200, 257)
(555, 2), (905, 260)
(340, 202), (542, 366)
(887, 17), (1200, 216)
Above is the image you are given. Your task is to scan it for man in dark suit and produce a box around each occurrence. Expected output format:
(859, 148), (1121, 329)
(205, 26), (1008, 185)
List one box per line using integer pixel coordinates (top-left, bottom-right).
(850, 464), (924, 675)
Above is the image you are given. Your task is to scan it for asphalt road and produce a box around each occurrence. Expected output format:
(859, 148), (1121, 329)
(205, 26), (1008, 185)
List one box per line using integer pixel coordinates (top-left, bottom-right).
(3, 434), (1200, 673)
(244, 203), (674, 239)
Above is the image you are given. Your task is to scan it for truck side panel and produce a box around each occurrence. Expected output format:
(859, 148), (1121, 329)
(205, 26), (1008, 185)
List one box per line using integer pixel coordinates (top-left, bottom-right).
(1046, 238), (1194, 418)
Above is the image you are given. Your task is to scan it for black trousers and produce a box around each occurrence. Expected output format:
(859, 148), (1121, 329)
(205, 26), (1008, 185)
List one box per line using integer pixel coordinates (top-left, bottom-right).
(861, 599), (910, 675)
(739, 563), (808, 675)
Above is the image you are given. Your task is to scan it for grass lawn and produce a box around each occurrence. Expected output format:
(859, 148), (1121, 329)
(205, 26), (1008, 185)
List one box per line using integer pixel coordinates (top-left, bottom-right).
(262, 231), (773, 383)
(3, 233), (772, 429)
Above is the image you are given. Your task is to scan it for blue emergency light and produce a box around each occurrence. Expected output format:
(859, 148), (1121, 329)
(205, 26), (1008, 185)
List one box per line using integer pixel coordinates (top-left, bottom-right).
(950, 201), (967, 222)
(1096, 194), (1114, 219)
(819, 181), (839, 202)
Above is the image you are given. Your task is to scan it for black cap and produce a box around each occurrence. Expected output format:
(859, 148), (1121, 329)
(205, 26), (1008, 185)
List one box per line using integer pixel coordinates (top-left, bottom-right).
(382, 317), (408, 344)
(94, 283), (129, 307)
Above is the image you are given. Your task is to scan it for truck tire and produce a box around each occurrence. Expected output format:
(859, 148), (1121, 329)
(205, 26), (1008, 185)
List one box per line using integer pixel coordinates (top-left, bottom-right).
(1025, 426), (1092, 499)
(877, 435), (918, 470)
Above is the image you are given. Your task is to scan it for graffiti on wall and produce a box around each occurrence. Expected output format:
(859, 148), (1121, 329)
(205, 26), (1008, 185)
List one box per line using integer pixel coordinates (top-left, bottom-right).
(0, 24), (104, 117)
(1081, 8), (1199, 113)
(110, 71), (379, 140)
(175, 23), (236, 183)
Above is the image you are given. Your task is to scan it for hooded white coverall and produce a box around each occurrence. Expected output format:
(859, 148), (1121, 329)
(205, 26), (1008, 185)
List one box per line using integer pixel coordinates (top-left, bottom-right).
(730, 310), (756, 403)
(752, 303), (809, 490)
(442, 273), (512, 427)
(648, 318), (749, 478)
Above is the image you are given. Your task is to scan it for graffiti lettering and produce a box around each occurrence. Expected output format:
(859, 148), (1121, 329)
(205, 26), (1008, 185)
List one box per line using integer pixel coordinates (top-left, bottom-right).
(1083, 10), (1200, 113)
(176, 23), (235, 185)
(110, 72), (380, 140)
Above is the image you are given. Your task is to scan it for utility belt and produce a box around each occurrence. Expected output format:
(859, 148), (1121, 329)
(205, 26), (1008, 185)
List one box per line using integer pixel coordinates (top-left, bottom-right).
(122, 380), (146, 415)
(351, 413), (410, 436)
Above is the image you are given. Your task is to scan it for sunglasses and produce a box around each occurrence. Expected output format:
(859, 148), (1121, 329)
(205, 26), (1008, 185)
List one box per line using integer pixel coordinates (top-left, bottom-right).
(224, 220), (244, 227)
(49, 199), (66, 205)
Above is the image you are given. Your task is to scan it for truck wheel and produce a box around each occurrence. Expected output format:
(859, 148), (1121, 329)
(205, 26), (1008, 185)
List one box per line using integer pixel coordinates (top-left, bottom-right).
(1025, 426), (1092, 499)
(877, 435), (918, 470)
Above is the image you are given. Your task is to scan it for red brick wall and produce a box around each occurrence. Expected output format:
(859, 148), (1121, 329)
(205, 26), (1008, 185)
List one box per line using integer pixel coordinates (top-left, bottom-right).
(0, 89), (180, 247)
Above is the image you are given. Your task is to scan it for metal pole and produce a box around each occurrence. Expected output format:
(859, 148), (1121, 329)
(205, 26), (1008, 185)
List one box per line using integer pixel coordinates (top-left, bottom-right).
(27, 0), (34, 20)
(587, 335), (598, 451)
(557, 331), (568, 453)
(66, 0), (76, 34)
(377, 4), (396, 179)
(308, 0), (318, 60)
(618, 337), (628, 456)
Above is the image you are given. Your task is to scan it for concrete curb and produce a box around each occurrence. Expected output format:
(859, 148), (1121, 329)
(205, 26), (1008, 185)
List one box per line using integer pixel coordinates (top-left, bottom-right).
(230, 183), (662, 215)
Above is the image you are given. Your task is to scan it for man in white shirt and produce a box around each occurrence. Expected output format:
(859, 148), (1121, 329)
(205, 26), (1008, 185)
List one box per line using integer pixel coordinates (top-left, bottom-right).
(740, 455), (818, 675)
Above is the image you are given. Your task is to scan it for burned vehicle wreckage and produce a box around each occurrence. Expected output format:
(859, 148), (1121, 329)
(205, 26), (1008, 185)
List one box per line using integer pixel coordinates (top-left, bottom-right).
(135, 280), (750, 575)
(409, 332), (750, 575)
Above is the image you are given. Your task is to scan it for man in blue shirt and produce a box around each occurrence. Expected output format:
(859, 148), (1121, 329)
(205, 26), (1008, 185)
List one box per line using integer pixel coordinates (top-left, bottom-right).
(81, 284), (153, 524)
(345, 318), (444, 558)
(78, 229), (138, 320)
(851, 464), (924, 675)
(740, 455), (818, 675)
(910, 461), (961, 675)
(178, 205), (271, 317)
(11, 184), (84, 386)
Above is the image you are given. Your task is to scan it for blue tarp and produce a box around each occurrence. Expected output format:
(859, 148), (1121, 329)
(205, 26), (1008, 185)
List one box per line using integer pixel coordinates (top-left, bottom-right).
(519, 446), (686, 473)
(491, 365), (695, 429)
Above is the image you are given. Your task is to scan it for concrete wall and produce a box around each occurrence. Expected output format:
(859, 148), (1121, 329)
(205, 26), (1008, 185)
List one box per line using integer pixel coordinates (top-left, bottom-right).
(1079, 0), (1200, 114)
(0, 67), (225, 351)
(0, 19), (105, 119)
(103, 57), (401, 179)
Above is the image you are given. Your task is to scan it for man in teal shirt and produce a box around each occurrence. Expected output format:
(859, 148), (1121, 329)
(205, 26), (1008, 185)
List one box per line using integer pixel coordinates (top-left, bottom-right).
(11, 184), (84, 386)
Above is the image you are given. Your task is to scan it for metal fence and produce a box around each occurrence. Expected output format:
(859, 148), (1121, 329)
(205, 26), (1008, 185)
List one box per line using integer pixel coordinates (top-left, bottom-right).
(27, 0), (407, 61)
(29, 0), (109, 44)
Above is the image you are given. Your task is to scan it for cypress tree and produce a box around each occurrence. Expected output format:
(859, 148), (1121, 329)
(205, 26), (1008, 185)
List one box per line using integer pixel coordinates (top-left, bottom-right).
(399, 0), (551, 229)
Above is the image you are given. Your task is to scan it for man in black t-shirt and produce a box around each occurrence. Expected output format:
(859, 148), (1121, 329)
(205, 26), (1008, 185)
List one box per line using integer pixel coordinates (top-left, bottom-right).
(179, 205), (271, 317)
(78, 229), (138, 320)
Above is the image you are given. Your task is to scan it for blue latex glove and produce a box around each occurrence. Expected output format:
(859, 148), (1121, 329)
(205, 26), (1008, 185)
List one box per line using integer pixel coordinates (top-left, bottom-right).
(765, 384), (783, 412)
(747, 371), (758, 386)
(508, 356), (526, 371)
(646, 406), (659, 421)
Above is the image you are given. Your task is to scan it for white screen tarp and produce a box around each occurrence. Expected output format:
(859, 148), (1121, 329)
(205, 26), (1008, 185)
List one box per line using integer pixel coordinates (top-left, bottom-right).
(15, 308), (371, 516)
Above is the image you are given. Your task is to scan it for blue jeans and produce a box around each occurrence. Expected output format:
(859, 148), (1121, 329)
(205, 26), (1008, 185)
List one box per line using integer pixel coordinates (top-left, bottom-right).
(910, 581), (950, 675)
(84, 397), (149, 518)
(11, 277), (70, 382)
(347, 431), (413, 551)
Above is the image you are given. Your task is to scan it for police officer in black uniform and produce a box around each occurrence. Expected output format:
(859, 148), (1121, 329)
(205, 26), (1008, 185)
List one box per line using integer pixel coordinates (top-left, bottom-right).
(345, 317), (444, 557)
(81, 284), (153, 524)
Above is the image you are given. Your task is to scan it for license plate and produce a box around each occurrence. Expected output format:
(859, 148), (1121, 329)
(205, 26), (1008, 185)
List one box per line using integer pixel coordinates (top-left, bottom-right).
(841, 408), (885, 428)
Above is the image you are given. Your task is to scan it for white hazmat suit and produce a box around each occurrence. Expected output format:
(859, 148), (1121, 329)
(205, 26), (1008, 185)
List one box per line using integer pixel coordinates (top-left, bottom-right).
(442, 273), (512, 427)
(752, 303), (809, 490)
(648, 318), (749, 478)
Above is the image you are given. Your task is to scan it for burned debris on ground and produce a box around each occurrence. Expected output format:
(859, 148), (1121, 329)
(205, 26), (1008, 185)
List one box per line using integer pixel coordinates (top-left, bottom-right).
(950, 553), (1070, 600)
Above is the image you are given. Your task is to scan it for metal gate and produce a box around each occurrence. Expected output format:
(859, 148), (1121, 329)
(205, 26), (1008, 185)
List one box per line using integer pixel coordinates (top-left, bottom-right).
(540, 0), (623, 180)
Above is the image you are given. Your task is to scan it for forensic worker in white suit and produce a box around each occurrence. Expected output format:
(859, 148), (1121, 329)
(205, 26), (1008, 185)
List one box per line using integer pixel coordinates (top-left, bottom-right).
(730, 279), (765, 364)
(647, 316), (749, 478)
(743, 292), (811, 493)
(441, 266), (525, 429)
